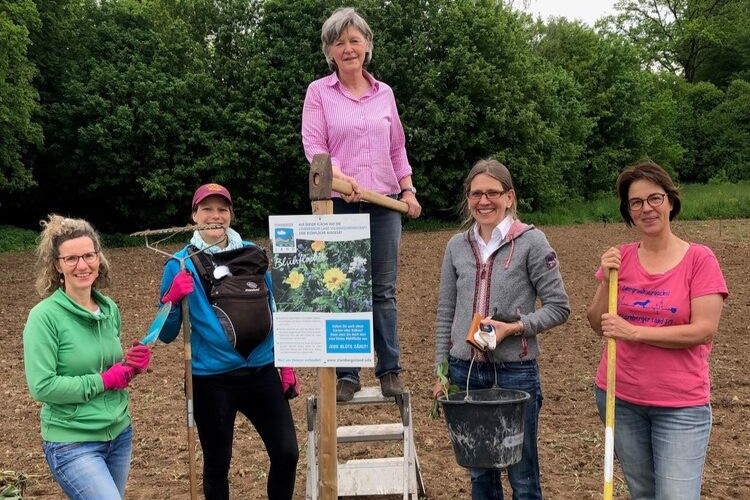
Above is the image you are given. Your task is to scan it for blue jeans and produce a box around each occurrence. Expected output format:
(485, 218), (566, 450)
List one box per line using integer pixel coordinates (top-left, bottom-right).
(595, 386), (711, 500)
(43, 424), (133, 499)
(449, 356), (543, 500)
(334, 198), (402, 382)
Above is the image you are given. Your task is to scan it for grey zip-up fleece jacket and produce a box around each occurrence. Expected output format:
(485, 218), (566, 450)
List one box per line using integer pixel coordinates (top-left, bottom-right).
(435, 221), (570, 366)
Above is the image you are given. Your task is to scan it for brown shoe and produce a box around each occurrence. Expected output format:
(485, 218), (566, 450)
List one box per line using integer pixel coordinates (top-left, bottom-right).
(380, 373), (403, 397)
(336, 379), (361, 402)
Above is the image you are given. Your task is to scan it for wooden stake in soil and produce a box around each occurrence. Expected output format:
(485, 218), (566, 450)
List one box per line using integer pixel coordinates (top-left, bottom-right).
(308, 154), (409, 498)
(309, 154), (338, 499)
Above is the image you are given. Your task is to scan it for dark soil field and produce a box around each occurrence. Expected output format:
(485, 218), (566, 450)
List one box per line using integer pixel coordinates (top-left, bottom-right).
(2, 220), (748, 499)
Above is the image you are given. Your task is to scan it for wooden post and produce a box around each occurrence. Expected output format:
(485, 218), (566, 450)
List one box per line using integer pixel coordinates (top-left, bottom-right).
(309, 154), (337, 499)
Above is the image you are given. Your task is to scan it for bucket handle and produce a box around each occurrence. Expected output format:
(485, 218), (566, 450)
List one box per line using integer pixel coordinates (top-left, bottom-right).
(464, 354), (499, 401)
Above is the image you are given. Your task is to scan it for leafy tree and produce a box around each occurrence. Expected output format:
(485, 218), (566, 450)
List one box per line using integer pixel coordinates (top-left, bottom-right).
(15, 0), (746, 233)
(673, 80), (723, 182)
(195, 0), (337, 231)
(692, 1), (750, 86)
(676, 79), (750, 183)
(536, 19), (683, 193)
(0, 0), (41, 192)
(606, 0), (743, 82)
(30, 0), (222, 231)
(703, 79), (750, 181)
(367, 0), (588, 212)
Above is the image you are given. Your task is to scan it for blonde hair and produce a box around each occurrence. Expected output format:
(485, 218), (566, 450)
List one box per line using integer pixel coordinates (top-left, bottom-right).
(35, 214), (112, 297)
(460, 159), (518, 229)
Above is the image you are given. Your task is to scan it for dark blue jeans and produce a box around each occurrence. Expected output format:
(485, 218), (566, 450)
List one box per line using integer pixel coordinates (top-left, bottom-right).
(449, 356), (543, 500)
(333, 198), (402, 382)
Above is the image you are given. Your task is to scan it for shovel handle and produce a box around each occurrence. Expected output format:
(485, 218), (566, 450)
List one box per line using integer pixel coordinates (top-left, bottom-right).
(603, 269), (618, 499)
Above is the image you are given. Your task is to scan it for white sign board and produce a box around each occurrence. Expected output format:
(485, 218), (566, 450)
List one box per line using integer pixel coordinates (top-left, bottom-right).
(268, 214), (374, 367)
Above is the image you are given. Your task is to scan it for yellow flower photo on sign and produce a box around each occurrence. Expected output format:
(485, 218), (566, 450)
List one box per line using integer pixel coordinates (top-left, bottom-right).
(283, 270), (305, 289)
(271, 238), (372, 313)
(323, 267), (347, 292)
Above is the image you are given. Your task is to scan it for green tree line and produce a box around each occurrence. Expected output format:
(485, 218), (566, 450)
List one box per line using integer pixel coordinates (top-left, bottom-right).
(1, 0), (749, 234)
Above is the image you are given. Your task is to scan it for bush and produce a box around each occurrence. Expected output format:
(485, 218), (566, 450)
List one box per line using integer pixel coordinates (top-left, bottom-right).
(0, 226), (37, 253)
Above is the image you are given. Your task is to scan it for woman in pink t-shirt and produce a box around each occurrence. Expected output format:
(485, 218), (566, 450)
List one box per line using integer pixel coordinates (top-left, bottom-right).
(587, 162), (728, 500)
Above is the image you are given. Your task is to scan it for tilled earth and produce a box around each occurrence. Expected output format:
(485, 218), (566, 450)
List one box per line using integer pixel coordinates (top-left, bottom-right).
(1, 220), (748, 499)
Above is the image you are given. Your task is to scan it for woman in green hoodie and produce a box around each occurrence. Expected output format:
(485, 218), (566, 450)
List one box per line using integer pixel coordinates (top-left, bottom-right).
(23, 215), (151, 499)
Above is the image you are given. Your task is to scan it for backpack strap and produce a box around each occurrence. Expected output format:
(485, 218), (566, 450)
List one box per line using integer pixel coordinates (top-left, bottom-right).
(188, 245), (217, 295)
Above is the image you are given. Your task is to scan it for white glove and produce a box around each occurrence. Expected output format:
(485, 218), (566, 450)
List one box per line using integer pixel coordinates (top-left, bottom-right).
(473, 324), (497, 350)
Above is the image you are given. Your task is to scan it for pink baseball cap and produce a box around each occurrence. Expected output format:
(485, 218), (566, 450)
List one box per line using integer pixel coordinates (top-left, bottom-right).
(192, 183), (232, 210)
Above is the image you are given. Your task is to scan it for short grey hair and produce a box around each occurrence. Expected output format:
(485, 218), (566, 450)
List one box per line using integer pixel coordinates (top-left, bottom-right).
(321, 7), (373, 72)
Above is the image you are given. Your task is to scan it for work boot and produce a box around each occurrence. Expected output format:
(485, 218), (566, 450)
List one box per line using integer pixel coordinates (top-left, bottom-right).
(379, 373), (403, 397)
(336, 379), (361, 402)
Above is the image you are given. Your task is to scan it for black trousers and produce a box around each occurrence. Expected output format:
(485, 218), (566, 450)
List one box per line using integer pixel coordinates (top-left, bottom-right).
(193, 364), (299, 500)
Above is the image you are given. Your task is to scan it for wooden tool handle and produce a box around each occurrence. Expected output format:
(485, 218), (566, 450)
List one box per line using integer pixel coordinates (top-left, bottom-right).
(331, 178), (409, 215)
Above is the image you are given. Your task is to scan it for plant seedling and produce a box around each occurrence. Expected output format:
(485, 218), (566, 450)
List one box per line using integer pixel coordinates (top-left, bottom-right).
(429, 360), (460, 419)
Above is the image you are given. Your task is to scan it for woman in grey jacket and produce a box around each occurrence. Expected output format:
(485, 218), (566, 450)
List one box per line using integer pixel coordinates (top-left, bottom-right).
(433, 159), (570, 500)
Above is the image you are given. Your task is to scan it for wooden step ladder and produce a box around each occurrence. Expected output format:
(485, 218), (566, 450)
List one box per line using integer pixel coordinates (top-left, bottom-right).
(305, 386), (425, 499)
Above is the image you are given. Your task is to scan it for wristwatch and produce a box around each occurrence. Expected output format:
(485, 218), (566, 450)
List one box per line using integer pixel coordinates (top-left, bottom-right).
(400, 186), (417, 196)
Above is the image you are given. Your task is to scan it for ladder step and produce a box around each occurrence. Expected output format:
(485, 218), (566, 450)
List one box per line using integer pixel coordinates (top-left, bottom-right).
(337, 423), (404, 443)
(338, 457), (415, 496)
(338, 385), (396, 404)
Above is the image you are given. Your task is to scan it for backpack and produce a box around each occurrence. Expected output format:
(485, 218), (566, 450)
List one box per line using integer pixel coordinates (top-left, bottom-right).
(188, 244), (273, 358)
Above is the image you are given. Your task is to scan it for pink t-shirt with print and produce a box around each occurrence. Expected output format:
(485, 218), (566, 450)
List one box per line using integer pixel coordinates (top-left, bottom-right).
(595, 242), (728, 407)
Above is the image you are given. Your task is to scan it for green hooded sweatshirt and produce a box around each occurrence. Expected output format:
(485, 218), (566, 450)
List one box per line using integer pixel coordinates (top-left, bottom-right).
(24, 288), (131, 442)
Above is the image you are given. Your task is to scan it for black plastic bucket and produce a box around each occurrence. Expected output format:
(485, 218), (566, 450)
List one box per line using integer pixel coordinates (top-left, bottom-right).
(438, 387), (530, 469)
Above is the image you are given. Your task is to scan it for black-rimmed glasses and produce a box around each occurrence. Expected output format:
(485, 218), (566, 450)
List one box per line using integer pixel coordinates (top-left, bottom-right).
(467, 189), (506, 200)
(58, 252), (99, 267)
(627, 193), (667, 211)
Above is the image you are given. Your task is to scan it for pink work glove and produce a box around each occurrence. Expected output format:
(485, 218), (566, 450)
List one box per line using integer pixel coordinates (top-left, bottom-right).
(101, 363), (136, 390)
(124, 340), (151, 373)
(280, 367), (299, 400)
(161, 269), (194, 304)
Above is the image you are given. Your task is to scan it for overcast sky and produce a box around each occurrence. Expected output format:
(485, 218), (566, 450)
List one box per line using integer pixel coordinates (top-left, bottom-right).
(523, 0), (618, 26)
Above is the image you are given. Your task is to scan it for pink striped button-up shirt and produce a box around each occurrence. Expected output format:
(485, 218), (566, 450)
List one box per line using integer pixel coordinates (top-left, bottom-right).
(301, 71), (412, 196)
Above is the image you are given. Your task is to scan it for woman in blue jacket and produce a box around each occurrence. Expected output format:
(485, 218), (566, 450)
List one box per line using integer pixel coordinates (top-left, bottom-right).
(158, 183), (298, 500)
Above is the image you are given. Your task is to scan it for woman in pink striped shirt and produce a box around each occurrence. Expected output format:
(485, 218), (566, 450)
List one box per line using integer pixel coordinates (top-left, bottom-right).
(302, 7), (421, 402)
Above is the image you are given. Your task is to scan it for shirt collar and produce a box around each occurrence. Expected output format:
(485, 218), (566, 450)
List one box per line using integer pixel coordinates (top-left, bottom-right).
(325, 71), (380, 93)
(473, 215), (513, 243)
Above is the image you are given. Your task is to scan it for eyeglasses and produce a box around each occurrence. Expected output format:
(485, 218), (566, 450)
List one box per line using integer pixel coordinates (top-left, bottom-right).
(627, 193), (667, 211)
(467, 189), (506, 200)
(58, 252), (99, 267)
